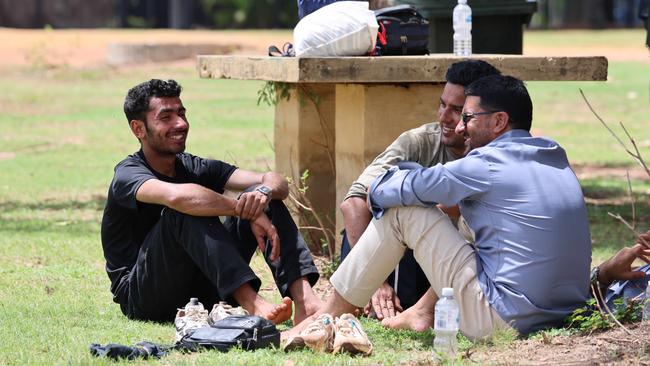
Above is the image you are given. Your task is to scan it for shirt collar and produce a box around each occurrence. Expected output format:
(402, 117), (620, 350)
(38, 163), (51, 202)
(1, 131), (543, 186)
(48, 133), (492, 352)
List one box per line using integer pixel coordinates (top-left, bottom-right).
(491, 129), (531, 143)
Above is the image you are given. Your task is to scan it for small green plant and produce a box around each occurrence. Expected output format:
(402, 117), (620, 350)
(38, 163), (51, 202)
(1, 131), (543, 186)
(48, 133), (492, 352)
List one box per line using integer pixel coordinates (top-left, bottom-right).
(565, 297), (643, 333)
(285, 170), (336, 262)
(257, 81), (291, 106)
(319, 248), (340, 279)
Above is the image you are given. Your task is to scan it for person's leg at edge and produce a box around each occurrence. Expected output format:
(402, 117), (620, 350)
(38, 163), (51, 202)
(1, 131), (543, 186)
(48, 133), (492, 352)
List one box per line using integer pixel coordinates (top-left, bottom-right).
(224, 199), (321, 325)
(128, 208), (291, 324)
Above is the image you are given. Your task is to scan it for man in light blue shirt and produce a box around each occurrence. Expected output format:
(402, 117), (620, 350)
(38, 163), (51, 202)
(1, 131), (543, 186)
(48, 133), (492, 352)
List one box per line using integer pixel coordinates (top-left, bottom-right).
(285, 74), (591, 341)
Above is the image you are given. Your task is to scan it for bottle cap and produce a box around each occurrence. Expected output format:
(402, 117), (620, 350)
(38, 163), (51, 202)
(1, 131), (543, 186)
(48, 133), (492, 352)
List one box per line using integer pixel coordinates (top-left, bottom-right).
(442, 287), (454, 297)
(190, 297), (199, 305)
(458, 0), (467, 4)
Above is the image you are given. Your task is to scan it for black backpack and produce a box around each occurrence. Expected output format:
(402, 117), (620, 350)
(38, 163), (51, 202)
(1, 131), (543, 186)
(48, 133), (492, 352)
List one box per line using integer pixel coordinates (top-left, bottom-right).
(374, 5), (430, 56)
(178, 315), (280, 352)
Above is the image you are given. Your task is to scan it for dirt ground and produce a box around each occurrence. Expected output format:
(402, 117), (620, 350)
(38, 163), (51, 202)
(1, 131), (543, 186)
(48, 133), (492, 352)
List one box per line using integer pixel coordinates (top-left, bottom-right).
(3, 27), (649, 365)
(1, 28), (648, 70)
(472, 322), (650, 365)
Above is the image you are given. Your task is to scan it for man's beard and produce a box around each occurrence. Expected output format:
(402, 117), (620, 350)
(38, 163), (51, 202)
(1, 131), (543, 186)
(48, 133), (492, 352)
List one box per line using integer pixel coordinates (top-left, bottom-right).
(145, 129), (186, 155)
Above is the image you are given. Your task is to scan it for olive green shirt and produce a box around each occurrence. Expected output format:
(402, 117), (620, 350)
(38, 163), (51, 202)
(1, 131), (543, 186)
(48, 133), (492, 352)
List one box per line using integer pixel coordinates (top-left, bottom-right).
(345, 122), (461, 200)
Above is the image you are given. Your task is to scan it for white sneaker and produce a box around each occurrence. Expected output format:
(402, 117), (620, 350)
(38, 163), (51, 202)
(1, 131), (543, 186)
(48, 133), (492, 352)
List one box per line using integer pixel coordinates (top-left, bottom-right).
(332, 313), (373, 356)
(208, 301), (249, 324)
(284, 313), (335, 352)
(174, 307), (210, 342)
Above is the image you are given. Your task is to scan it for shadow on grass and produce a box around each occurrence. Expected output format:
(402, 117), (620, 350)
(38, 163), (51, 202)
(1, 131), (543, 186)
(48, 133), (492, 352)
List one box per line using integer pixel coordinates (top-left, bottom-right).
(580, 176), (650, 251)
(0, 194), (106, 212)
(0, 195), (106, 234)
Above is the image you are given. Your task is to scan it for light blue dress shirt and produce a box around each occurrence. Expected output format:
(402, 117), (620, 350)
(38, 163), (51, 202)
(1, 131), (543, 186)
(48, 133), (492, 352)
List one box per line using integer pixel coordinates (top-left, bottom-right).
(368, 129), (591, 334)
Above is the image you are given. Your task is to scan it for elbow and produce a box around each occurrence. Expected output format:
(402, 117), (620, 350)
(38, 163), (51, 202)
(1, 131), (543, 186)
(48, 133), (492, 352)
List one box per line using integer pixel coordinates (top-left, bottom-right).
(340, 198), (355, 215)
(340, 196), (368, 218)
(165, 186), (188, 211)
(276, 182), (289, 200)
(269, 172), (289, 200)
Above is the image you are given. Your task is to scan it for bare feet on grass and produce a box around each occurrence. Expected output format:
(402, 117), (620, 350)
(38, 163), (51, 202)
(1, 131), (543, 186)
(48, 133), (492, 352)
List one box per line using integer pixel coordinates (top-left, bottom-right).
(294, 297), (323, 326)
(253, 297), (293, 325)
(233, 283), (293, 324)
(381, 303), (433, 332)
(289, 276), (324, 325)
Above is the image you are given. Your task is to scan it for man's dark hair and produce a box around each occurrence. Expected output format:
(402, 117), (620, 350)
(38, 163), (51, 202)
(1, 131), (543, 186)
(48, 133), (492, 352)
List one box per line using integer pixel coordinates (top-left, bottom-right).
(445, 60), (501, 87)
(464, 74), (533, 131)
(123, 79), (182, 124)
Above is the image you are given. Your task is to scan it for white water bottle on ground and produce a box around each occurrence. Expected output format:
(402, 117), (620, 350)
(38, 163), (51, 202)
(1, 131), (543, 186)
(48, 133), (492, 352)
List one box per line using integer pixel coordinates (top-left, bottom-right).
(434, 287), (460, 359)
(643, 281), (650, 321)
(453, 0), (472, 56)
(184, 297), (205, 313)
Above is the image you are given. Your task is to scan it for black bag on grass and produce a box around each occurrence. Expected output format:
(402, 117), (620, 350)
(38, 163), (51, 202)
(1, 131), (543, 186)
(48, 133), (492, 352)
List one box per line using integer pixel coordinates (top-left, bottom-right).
(178, 315), (280, 352)
(91, 315), (280, 361)
(374, 4), (429, 56)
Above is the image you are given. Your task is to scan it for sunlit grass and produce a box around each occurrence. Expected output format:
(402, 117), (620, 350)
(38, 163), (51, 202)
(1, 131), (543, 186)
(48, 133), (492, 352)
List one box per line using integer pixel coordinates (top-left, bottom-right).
(0, 29), (648, 365)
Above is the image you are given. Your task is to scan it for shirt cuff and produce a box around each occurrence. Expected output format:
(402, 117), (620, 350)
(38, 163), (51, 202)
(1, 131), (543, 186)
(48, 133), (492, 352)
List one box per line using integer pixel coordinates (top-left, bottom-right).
(368, 166), (406, 219)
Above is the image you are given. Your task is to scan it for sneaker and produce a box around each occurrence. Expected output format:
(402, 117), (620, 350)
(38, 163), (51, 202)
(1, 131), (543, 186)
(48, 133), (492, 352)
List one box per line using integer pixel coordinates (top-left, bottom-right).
(208, 301), (249, 324)
(284, 313), (335, 352)
(174, 307), (209, 342)
(332, 313), (373, 356)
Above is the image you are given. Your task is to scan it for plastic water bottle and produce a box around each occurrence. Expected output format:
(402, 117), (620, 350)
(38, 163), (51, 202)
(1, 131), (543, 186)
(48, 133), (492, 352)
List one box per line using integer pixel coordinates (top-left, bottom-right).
(433, 287), (460, 359)
(643, 281), (650, 321)
(453, 0), (472, 57)
(184, 297), (205, 313)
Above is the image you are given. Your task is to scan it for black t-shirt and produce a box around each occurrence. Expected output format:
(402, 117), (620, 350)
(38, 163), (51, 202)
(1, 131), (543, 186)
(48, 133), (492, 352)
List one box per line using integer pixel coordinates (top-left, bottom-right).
(100, 150), (237, 301)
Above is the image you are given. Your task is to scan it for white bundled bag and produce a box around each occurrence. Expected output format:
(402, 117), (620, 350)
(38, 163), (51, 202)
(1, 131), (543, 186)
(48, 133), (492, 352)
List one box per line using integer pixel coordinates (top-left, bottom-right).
(293, 1), (379, 57)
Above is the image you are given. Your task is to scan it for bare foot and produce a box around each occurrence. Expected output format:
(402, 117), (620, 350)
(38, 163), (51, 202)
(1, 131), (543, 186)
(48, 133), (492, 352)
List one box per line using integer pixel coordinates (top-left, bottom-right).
(380, 304), (433, 332)
(288, 276), (324, 325)
(282, 310), (317, 345)
(293, 296), (323, 326)
(232, 284), (293, 325)
(258, 297), (293, 325)
(246, 296), (293, 325)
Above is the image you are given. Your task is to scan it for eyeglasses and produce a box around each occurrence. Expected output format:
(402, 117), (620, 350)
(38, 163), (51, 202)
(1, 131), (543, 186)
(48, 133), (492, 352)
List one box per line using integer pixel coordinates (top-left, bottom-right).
(460, 111), (499, 126)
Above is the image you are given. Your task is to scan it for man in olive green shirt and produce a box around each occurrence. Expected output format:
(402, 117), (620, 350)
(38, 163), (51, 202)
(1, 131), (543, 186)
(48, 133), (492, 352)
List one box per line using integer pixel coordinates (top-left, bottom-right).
(339, 60), (501, 323)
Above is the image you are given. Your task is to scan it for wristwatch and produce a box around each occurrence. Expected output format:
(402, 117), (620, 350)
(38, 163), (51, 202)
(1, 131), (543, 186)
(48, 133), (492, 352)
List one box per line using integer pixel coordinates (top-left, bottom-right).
(256, 185), (272, 198)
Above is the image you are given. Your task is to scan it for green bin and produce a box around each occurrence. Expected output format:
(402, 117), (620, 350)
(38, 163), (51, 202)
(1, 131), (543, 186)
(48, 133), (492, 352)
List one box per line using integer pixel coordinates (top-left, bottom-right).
(399, 0), (537, 54)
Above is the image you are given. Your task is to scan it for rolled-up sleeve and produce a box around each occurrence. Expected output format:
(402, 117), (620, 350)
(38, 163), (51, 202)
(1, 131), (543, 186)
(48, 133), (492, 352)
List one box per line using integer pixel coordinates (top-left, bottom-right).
(368, 152), (492, 218)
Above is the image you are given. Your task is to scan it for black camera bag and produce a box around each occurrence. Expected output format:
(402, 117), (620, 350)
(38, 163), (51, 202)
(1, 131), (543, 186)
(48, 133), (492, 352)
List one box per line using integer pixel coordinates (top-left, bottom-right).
(374, 4), (430, 56)
(178, 315), (280, 352)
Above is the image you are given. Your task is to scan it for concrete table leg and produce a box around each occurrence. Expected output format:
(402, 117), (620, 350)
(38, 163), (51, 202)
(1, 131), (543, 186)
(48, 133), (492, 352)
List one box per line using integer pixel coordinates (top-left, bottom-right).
(334, 83), (444, 250)
(274, 83), (336, 246)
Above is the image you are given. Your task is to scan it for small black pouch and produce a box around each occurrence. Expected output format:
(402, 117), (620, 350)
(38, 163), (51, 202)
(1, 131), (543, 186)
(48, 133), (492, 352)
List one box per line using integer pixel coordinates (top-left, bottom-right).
(374, 4), (430, 56)
(178, 315), (280, 352)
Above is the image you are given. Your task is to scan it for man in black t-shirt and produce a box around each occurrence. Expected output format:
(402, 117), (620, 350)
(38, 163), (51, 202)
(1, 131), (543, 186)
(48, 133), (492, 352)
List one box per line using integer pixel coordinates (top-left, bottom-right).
(101, 79), (321, 325)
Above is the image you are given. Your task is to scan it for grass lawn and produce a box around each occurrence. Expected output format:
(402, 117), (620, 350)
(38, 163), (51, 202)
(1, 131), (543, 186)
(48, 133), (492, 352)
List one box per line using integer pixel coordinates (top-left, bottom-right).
(0, 29), (649, 364)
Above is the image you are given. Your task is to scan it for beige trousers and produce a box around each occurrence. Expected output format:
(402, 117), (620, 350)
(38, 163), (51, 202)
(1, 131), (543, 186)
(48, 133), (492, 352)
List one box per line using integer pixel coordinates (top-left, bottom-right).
(331, 206), (509, 340)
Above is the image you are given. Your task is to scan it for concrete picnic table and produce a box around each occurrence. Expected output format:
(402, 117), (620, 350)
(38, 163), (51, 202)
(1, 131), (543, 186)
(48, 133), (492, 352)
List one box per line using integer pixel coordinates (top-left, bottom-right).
(197, 55), (608, 242)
